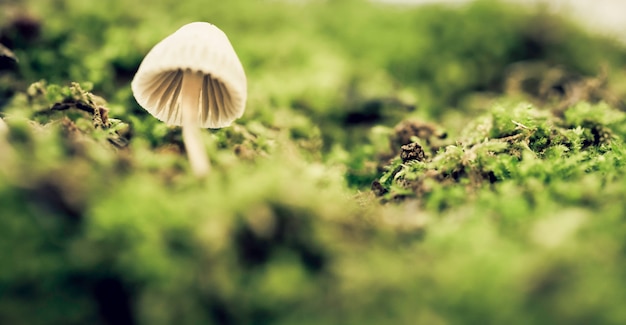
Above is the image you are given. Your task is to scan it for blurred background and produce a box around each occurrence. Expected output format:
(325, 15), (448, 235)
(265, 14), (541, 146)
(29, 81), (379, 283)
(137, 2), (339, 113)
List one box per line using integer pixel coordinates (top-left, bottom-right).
(380, 0), (626, 41)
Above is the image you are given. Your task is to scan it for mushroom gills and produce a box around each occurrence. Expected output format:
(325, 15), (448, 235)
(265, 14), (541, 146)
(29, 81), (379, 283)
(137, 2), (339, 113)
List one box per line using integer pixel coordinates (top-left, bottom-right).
(217, 80), (235, 119)
(143, 72), (173, 108)
(142, 70), (184, 125)
(136, 69), (239, 128)
(198, 74), (237, 128)
(158, 71), (184, 124)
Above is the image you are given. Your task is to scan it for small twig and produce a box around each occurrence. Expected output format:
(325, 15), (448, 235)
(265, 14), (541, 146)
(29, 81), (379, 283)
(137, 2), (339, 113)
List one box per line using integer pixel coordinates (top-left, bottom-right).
(497, 132), (526, 143)
(51, 99), (96, 114)
(511, 120), (529, 129)
(50, 100), (110, 129)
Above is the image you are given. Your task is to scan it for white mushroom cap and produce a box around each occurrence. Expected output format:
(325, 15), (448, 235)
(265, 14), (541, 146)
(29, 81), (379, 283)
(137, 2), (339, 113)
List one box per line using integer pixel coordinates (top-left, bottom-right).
(131, 22), (247, 129)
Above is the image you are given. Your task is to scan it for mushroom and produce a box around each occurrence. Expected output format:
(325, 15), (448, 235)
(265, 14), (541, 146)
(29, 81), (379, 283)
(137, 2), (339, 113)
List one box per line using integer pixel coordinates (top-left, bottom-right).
(131, 22), (247, 177)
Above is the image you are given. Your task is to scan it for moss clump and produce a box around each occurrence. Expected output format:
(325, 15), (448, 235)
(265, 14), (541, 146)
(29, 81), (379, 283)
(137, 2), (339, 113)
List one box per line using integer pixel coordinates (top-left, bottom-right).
(374, 101), (626, 204)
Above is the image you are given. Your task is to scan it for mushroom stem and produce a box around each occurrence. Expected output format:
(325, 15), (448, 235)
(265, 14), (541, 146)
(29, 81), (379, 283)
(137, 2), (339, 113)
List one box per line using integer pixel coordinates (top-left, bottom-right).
(181, 69), (210, 177)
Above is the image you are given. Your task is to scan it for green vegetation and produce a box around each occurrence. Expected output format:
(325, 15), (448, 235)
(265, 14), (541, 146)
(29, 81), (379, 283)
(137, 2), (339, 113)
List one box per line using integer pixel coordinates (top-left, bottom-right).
(2, 0), (626, 324)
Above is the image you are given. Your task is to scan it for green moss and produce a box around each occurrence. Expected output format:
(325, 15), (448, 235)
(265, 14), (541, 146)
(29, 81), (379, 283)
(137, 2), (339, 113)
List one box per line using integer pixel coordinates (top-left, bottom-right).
(3, 0), (626, 324)
(375, 101), (626, 206)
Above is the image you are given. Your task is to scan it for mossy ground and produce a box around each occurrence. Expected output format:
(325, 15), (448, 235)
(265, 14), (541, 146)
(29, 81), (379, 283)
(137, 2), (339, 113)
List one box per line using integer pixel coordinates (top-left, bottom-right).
(2, 0), (626, 324)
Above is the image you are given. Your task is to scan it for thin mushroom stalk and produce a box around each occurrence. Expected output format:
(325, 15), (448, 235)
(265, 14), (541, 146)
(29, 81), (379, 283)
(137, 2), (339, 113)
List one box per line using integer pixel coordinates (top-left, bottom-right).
(181, 69), (210, 177)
